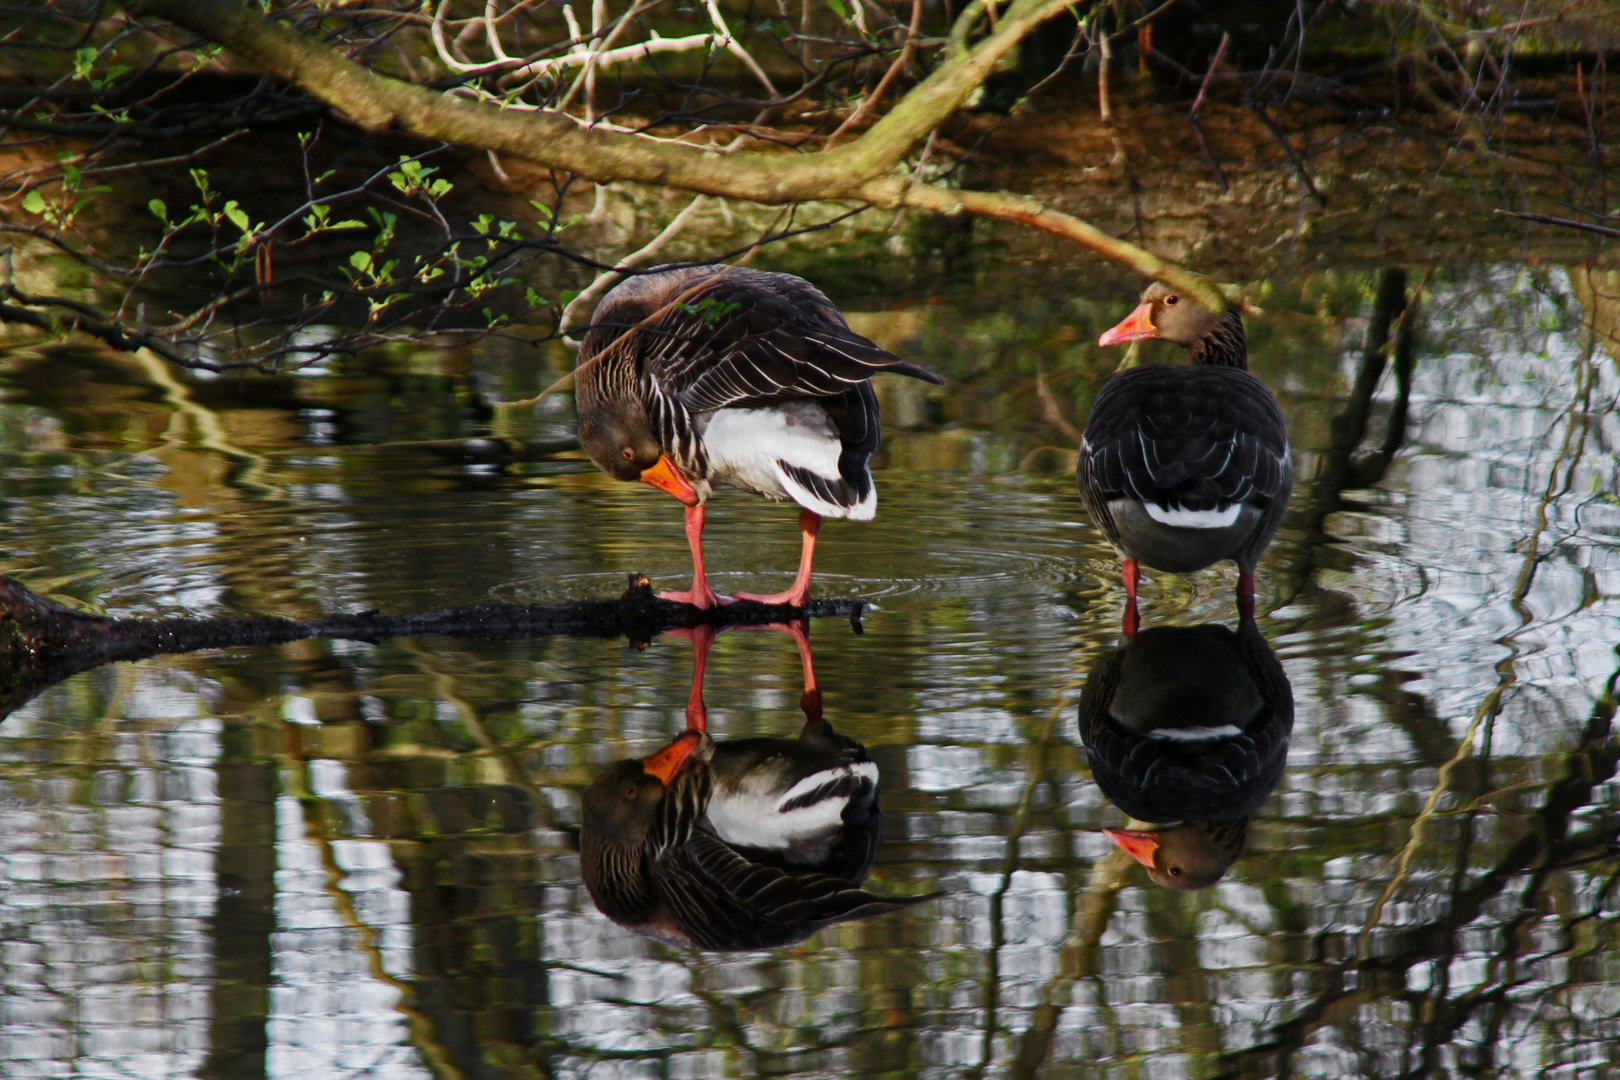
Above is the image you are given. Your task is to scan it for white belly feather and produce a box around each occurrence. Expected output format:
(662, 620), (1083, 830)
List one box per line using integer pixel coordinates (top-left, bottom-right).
(699, 404), (877, 521)
(1141, 502), (1243, 529)
(706, 760), (879, 855)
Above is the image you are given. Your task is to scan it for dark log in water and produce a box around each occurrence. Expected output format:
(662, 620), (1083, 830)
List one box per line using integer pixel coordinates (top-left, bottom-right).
(0, 574), (867, 718)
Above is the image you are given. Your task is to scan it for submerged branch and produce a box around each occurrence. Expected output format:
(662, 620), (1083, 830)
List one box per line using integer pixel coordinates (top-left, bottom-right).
(0, 574), (868, 718)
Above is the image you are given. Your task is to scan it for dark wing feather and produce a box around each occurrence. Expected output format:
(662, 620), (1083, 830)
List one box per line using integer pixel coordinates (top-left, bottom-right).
(1080, 366), (1290, 511)
(630, 267), (941, 413)
(655, 828), (934, 951)
(1077, 619), (1295, 823)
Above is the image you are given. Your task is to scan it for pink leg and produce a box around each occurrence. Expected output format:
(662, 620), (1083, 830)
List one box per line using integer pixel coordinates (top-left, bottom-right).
(658, 504), (728, 610)
(733, 509), (821, 607)
(1237, 570), (1256, 622)
(1121, 558), (1140, 637)
(784, 619), (822, 725)
(725, 618), (823, 723)
(680, 623), (718, 731)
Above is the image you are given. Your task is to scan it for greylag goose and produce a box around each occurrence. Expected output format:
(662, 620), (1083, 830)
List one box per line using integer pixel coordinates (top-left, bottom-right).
(576, 264), (942, 609)
(1081, 282), (1293, 632)
(1078, 617), (1294, 890)
(579, 621), (932, 948)
(672, 620), (883, 882)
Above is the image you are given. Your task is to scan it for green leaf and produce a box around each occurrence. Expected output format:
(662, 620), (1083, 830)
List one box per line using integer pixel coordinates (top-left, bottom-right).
(21, 190), (46, 215)
(149, 198), (168, 223)
(223, 200), (250, 234)
(678, 297), (742, 325)
(826, 0), (847, 19)
(350, 251), (373, 272)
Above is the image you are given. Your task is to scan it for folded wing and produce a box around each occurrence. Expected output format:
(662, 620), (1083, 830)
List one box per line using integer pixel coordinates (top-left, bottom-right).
(622, 266), (942, 412)
(1081, 365), (1290, 512)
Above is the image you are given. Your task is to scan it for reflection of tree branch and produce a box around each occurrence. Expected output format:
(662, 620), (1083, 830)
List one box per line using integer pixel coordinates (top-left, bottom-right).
(288, 761), (468, 1080)
(1210, 655), (1620, 1080)
(1215, 331), (1610, 1079)
(1276, 267), (1411, 607)
(1361, 328), (1596, 947)
(1007, 850), (1132, 1080)
(971, 660), (1092, 1079)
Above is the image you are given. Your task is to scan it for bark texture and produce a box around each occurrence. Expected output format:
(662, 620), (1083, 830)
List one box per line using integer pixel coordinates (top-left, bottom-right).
(0, 574), (867, 717)
(122, 0), (1231, 310)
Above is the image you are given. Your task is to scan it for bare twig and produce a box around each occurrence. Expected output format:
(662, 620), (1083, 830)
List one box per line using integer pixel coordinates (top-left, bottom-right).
(827, 0), (923, 146)
(1187, 31), (1229, 119)
(1188, 35), (1232, 195)
(1493, 208), (1620, 240)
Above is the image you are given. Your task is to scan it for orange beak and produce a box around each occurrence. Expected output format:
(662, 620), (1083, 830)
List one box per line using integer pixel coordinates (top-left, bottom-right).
(641, 730), (703, 784)
(639, 454), (699, 507)
(1098, 302), (1157, 347)
(1103, 827), (1162, 868)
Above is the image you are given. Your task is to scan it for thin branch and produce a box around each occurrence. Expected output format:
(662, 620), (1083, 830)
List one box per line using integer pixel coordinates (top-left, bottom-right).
(1493, 208), (1620, 239)
(826, 0), (923, 146)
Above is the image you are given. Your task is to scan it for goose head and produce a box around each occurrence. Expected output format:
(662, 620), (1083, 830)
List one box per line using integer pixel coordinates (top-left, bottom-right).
(1104, 819), (1248, 891)
(1098, 282), (1247, 366)
(1098, 282), (1225, 345)
(577, 401), (698, 504)
(580, 730), (709, 922)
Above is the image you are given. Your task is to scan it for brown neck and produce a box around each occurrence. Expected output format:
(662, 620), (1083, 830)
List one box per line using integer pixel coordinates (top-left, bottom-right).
(1186, 308), (1248, 369)
(582, 840), (657, 923)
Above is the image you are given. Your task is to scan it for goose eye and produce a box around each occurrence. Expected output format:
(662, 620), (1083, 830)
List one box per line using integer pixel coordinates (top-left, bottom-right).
(623, 785), (638, 799)
(620, 447), (634, 461)
(1168, 866), (1182, 876)
(1164, 294), (1179, 306)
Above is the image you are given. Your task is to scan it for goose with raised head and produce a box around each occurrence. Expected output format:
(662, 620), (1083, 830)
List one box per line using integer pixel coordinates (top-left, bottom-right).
(576, 264), (943, 609)
(1078, 617), (1294, 890)
(1082, 282), (1293, 631)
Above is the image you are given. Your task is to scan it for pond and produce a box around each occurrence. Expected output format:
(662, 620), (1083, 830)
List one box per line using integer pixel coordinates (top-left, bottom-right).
(1, 256), (1618, 1079)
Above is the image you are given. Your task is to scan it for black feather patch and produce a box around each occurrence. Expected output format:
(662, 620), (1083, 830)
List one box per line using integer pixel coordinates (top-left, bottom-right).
(780, 461), (861, 508)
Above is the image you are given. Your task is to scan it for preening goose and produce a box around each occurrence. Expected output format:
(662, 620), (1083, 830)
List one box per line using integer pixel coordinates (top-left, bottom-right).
(1081, 282), (1293, 632)
(576, 264), (943, 609)
(682, 621), (882, 884)
(579, 621), (933, 948)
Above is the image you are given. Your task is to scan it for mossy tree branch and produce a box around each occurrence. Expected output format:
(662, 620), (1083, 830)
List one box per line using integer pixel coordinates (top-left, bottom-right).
(121, 0), (1228, 309)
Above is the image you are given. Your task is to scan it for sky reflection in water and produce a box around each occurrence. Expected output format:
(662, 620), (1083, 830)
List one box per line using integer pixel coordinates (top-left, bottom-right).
(0, 265), (1618, 1078)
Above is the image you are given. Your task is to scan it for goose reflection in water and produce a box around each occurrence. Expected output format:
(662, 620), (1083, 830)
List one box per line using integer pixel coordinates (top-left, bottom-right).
(1079, 616), (1294, 890)
(581, 621), (936, 949)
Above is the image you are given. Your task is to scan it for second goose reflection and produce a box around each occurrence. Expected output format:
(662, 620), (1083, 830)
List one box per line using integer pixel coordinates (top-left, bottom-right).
(1079, 617), (1294, 890)
(581, 623), (935, 949)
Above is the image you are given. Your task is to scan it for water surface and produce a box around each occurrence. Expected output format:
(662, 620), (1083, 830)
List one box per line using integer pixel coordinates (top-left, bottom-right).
(1, 262), (1618, 1079)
